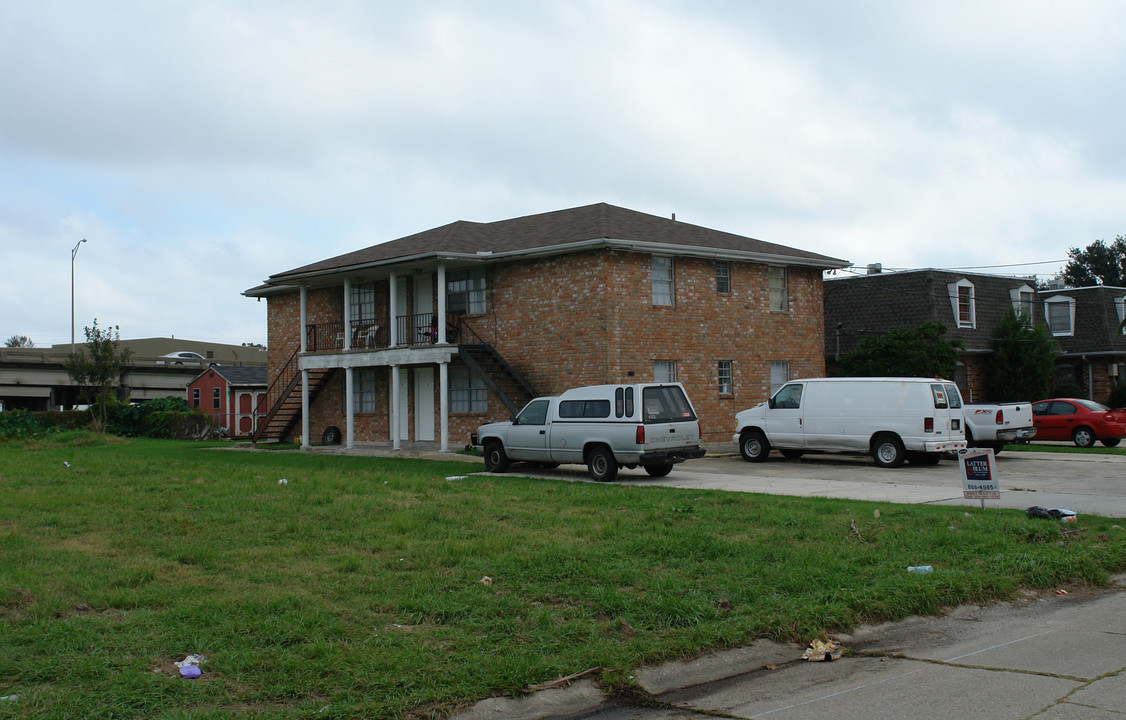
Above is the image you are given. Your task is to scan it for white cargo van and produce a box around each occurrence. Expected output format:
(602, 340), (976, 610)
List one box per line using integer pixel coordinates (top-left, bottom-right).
(732, 377), (967, 467)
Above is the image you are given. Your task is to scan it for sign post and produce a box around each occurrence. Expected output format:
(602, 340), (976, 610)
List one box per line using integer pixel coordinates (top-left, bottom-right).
(958, 448), (1000, 509)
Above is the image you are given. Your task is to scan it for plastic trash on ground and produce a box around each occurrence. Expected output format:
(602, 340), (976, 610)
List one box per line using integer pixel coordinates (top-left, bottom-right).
(1026, 506), (1077, 521)
(907, 565), (934, 573)
(175, 654), (207, 679)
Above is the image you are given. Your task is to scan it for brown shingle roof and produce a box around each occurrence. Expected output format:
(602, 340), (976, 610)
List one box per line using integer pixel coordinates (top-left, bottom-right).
(268, 202), (848, 282)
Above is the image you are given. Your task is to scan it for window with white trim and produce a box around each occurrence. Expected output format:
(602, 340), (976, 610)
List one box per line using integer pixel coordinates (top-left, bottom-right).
(192, 388), (200, 408)
(447, 268), (486, 315)
(1116, 294), (1126, 335)
(1044, 296), (1075, 336)
(717, 360), (732, 395)
(715, 261), (730, 294)
(1009, 284), (1035, 323)
(654, 360), (677, 383)
(947, 278), (976, 329)
(212, 387), (221, 410)
(768, 266), (787, 311)
(449, 366), (487, 413)
(770, 361), (790, 395)
(652, 256), (674, 306)
(353, 369), (377, 413)
(350, 282), (376, 323)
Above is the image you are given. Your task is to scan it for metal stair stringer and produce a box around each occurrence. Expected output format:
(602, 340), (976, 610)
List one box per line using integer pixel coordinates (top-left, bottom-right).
(458, 343), (537, 415)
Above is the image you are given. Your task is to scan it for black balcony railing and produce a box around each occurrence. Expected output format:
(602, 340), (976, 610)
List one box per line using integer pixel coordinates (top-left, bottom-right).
(305, 314), (462, 352)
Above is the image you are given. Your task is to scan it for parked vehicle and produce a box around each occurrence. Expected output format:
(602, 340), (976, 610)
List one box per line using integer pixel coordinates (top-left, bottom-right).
(963, 402), (1037, 454)
(473, 383), (706, 481)
(732, 377), (967, 468)
(1030, 398), (1126, 448)
(156, 351), (206, 366)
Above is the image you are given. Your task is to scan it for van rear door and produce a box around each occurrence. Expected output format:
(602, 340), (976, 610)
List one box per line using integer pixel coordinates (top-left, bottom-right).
(929, 383), (963, 442)
(640, 385), (700, 451)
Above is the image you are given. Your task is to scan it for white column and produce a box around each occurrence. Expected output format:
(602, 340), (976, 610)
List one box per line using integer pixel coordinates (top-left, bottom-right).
(345, 367), (355, 449)
(299, 284), (308, 353)
(343, 278), (352, 350)
(389, 271), (398, 346)
(439, 360), (449, 452)
(437, 264), (448, 345)
(391, 364), (401, 451)
(301, 368), (310, 449)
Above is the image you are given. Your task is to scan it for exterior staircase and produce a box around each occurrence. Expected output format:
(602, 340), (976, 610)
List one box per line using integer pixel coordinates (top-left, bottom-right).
(251, 347), (336, 444)
(458, 340), (538, 414)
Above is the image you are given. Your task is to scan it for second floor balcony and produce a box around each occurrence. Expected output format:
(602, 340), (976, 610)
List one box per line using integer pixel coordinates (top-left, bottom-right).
(304, 312), (465, 353)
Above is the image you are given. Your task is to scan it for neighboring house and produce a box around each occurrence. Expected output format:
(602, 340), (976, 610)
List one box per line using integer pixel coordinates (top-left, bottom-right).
(186, 365), (268, 438)
(823, 268), (1040, 402)
(1038, 285), (1126, 401)
(243, 202), (849, 449)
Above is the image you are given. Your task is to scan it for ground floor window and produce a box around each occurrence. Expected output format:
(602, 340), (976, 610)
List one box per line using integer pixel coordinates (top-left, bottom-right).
(450, 366), (487, 413)
(354, 369), (377, 413)
(717, 360), (732, 395)
(770, 361), (790, 395)
(654, 360), (677, 383)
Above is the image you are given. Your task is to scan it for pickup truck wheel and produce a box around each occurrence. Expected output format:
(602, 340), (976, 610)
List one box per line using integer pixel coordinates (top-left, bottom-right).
(1072, 427), (1096, 449)
(644, 462), (674, 478)
(1103, 439), (1121, 448)
(872, 434), (906, 468)
(739, 430), (770, 462)
(483, 441), (510, 473)
(780, 449), (804, 460)
(587, 447), (618, 482)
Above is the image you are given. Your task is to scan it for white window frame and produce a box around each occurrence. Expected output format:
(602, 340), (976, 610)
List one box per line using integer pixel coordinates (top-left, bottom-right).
(769, 361), (790, 395)
(447, 268), (486, 315)
(947, 278), (976, 329)
(1009, 284), (1035, 323)
(715, 260), (730, 294)
(768, 266), (787, 312)
(1044, 295), (1076, 337)
(449, 366), (487, 413)
(654, 360), (677, 383)
(652, 256), (675, 306)
(1115, 294), (1126, 335)
(717, 360), (733, 395)
(353, 369), (377, 413)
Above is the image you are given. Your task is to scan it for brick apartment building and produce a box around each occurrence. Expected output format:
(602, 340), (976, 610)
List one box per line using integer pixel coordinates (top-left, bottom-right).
(243, 203), (849, 449)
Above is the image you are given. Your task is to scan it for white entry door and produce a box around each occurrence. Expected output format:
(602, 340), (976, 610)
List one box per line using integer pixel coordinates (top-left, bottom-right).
(414, 368), (435, 441)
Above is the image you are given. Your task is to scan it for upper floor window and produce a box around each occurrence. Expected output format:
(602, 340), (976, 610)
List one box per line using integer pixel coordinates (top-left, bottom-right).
(1044, 295), (1075, 336)
(947, 279), (976, 329)
(717, 360), (732, 395)
(1116, 294), (1126, 335)
(448, 268), (486, 315)
(654, 360), (677, 383)
(1009, 284), (1035, 323)
(652, 256), (674, 305)
(350, 282), (376, 322)
(768, 266), (787, 311)
(715, 261), (730, 294)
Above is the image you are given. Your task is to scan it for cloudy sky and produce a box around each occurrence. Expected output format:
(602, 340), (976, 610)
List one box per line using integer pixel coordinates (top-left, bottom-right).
(3, 0), (1124, 348)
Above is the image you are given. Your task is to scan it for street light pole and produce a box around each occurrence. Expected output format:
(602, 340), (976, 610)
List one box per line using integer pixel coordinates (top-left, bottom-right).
(71, 238), (87, 353)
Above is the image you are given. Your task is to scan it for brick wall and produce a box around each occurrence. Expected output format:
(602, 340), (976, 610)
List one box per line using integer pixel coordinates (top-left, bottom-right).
(265, 250), (828, 445)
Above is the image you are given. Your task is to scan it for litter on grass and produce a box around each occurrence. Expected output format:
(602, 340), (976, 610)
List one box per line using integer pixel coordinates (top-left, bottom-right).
(278, 478), (288, 485)
(1026, 506), (1077, 521)
(802, 639), (842, 662)
(175, 654), (207, 679)
(445, 475), (468, 480)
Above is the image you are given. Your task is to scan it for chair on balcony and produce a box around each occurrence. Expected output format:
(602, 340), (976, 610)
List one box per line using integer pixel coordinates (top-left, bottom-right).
(355, 324), (379, 349)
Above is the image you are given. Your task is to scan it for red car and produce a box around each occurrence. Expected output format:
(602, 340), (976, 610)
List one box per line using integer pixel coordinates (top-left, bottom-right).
(1031, 398), (1126, 448)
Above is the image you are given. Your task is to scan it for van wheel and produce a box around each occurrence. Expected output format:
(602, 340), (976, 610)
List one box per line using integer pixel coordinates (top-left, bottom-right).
(780, 449), (804, 460)
(484, 441), (510, 473)
(587, 447), (619, 482)
(1072, 427), (1096, 448)
(739, 430), (770, 462)
(872, 434), (906, 468)
(645, 462), (674, 478)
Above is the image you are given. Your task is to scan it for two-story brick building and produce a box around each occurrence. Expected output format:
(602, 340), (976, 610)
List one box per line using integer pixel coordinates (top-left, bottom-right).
(244, 203), (849, 449)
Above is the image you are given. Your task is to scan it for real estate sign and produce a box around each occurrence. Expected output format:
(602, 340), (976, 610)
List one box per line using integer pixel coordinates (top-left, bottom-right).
(958, 448), (1000, 502)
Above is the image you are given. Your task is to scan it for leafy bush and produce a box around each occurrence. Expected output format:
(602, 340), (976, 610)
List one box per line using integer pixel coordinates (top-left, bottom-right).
(0, 409), (52, 440)
(2, 397), (215, 441)
(1054, 382), (1083, 398)
(1108, 380), (1126, 409)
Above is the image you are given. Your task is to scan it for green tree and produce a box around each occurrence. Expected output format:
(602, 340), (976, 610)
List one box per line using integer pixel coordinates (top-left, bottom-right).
(840, 322), (962, 379)
(4, 335), (34, 348)
(986, 307), (1057, 402)
(1061, 235), (1126, 287)
(64, 319), (133, 430)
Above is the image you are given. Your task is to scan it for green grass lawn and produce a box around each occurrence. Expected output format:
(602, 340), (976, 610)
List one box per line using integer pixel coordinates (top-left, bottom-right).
(3, 432), (1126, 719)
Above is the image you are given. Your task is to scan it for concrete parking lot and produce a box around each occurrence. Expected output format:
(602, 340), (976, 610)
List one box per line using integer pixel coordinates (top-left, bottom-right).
(506, 444), (1126, 518)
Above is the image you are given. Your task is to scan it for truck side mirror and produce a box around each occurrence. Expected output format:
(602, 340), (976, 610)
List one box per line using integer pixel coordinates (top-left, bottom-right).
(509, 413), (518, 424)
(768, 397), (776, 409)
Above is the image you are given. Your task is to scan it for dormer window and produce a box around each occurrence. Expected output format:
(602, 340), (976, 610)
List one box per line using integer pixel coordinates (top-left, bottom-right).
(947, 279), (976, 329)
(1115, 294), (1126, 335)
(1009, 284), (1035, 323)
(1044, 295), (1075, 336)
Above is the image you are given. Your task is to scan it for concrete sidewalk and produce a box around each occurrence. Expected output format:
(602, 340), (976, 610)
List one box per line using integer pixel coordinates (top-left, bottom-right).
(455, 578), (1126, 719)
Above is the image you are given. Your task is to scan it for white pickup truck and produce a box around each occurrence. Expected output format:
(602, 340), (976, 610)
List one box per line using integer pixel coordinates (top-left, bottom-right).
(962, 402), (1036, 454)
(474, 383), (707, 482)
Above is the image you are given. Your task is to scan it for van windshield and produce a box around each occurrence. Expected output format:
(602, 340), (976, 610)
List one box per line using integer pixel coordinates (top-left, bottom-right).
(641, 386), (696, 423)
